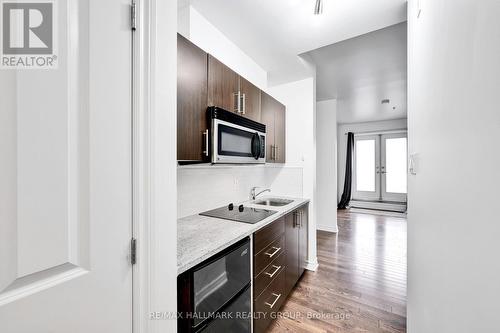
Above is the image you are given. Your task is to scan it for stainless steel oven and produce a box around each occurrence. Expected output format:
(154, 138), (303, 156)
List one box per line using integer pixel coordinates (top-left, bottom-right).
(208, 107), (266, 164)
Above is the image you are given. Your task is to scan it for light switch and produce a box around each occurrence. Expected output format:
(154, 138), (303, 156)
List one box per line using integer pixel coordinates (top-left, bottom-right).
(409, 153), (419, 175)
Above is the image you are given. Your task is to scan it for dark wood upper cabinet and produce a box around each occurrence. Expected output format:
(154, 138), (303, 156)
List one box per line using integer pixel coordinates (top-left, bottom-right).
(177, 37), (285, 163)
(261, 92), (286, 163)
(207, 55), (239, 112)
(261, 93), (275, 163)
(177, 34), (208, 161)
(274, 104), (286, 163)
(239, 77), (261, 122)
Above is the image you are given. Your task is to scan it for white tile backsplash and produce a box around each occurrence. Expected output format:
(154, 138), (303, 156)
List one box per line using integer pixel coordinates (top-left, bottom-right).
(177, 164), (303, 218)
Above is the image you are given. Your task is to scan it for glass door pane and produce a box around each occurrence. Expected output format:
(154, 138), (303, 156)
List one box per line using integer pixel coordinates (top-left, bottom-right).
(356, 140), (376, 192)
(353, 136), (380, 200)
(381, 134), (407, 202)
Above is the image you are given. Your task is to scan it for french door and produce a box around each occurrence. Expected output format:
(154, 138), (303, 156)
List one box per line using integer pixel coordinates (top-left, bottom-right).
(353, 133), (408, 202)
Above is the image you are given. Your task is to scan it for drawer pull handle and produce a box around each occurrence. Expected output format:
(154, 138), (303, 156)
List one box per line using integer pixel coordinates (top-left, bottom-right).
(265, 265), (281, 278)
(265, 293), (282, 309)
(264, 247), (281, 258)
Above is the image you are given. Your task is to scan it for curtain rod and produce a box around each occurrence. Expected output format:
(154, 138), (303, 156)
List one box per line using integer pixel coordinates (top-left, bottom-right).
(344, 129), (407, 136)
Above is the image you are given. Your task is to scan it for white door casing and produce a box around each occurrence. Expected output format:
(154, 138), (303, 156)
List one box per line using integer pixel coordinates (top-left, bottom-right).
(0, 0), (133, 332)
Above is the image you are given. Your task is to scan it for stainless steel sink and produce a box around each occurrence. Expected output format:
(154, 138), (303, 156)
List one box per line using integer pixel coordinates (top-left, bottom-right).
(253, 198), (293, 207)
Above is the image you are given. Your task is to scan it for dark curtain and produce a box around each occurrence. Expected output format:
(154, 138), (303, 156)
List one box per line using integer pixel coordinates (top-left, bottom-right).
(338, 132), (354, 209)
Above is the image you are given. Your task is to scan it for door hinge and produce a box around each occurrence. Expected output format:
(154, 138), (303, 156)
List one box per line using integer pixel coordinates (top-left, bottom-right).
(131, 238), (137, 265)
(131, 2), (137, 31)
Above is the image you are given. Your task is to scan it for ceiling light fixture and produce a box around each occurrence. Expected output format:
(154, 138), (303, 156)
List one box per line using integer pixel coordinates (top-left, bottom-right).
(314, 0), (323, 15)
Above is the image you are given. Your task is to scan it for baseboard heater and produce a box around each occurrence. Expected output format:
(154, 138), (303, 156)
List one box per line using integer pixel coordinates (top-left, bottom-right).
(350, 200), (407, 213)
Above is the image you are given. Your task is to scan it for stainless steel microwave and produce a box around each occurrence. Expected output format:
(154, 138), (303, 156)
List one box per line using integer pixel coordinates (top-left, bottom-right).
(208, 107), (266, 164)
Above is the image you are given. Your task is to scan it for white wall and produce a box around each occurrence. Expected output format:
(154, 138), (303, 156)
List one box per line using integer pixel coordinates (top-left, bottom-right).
(269, 77), (318, 270)
(178, 5), (267, 90)
(151, 1), (178, 332)
(337, 118), (407, 201)
(316, 99), (338, 233)
(407, 1), (500, 332)
(178, 165), (303, 218)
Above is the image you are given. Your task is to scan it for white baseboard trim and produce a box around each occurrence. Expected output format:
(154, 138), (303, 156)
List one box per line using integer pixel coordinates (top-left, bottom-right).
(317, 224), (338, 233)
(305, 258), (319, 272)
(350, 200), (407, 212)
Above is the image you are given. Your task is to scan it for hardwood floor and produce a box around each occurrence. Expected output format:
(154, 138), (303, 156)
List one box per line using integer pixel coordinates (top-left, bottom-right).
(268, 209), (407, 333)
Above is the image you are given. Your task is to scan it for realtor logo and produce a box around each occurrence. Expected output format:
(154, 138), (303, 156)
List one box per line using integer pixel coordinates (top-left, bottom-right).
(1, 0), (57, 68)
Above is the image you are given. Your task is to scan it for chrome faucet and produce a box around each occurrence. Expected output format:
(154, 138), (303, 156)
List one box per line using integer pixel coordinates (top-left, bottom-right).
(251, 187), (271, 200)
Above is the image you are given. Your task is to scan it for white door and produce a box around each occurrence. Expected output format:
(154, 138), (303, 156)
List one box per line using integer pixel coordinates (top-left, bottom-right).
(381, 134), (408, 202)
(353, 133), (407, 202)
(0, 0), (133, 332)
(353, 135), (381, 201)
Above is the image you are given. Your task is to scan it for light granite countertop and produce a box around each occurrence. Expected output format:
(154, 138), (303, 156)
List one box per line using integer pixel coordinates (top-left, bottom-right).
(177, 196), (310, 275)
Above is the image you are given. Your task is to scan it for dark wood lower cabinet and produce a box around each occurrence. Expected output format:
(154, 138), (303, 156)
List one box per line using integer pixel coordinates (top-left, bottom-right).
(253, 269), (286, 333)
(284, 212), (299, 295)
(298, 205), (308, 275)
(253, 203), (309, 333)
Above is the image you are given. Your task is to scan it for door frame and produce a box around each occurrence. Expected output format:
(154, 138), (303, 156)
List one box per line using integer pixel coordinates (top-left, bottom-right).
(352, 131), (408, 203)
(132, 1), (177, 333)
(381, 133), (408, 202)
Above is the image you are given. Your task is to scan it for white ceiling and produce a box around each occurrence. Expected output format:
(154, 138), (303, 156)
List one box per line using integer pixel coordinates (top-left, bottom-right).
(186, 0), (407, 74)
(308, 22), (407, 123)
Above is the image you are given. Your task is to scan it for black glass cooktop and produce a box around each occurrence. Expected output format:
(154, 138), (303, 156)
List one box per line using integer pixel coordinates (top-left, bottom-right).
(200, 203), (277, 224)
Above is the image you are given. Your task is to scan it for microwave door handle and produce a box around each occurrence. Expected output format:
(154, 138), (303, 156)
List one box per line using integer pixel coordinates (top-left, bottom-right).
(251, 132), (260, 160)
(257, 133), (262, 159)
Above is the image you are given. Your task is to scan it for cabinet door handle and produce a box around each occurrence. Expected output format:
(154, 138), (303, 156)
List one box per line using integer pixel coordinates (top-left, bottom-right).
(241, 93), (246, 115)
(234, 92), (241, 113)
(203, 129), (209, 157)
(300, 211), (303, 227)
(276, 145), (279, 161)
(264, 246), (281, 258)
(264, 265), (281, 278)
(264, 293), (282, 309)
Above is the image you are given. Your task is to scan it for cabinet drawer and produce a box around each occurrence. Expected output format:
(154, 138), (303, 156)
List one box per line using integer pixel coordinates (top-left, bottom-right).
(254, 235), (284, 277)
(253, 269), (286, 333)
(254, 252), (285, 299)
(254, 217), (284, 254)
